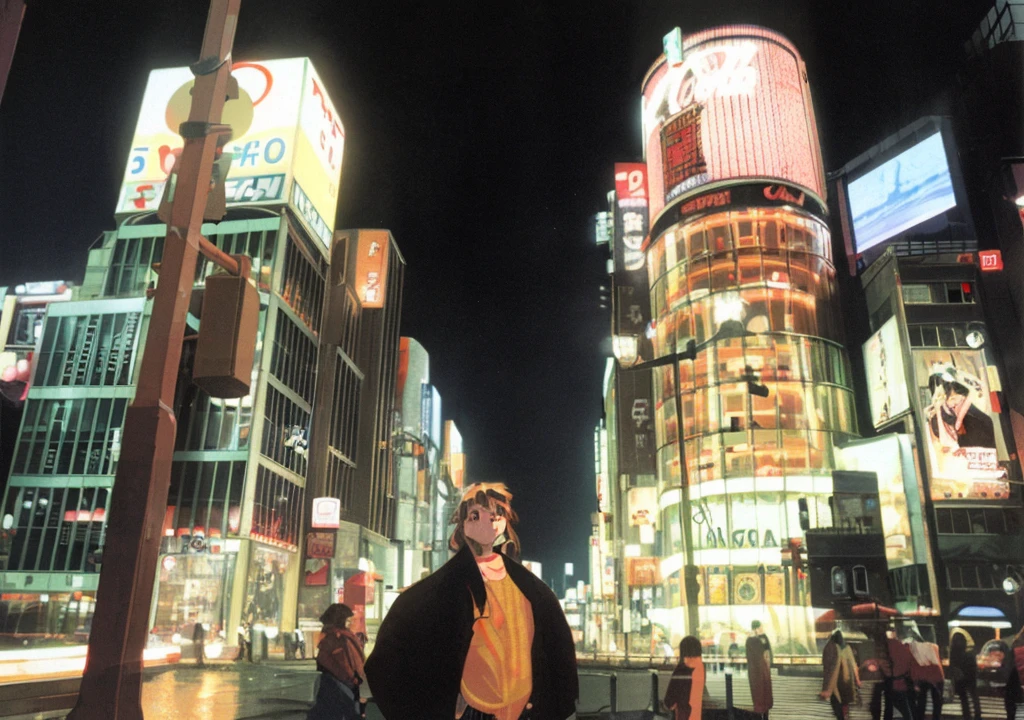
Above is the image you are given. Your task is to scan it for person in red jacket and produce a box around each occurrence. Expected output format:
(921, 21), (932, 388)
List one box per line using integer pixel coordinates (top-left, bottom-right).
(308, 603), (366, 720)
(904, 628), (943, 720)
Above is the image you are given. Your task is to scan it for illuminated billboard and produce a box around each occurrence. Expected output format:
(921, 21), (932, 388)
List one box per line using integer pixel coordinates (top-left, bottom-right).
(642, 26), (825, 219)
(848, 132), (956, 252)
(116, 58), (344, 250)
(912, 350), (1010, 501)
(353, 231), (391, 309)
(863, 316), (910, 428)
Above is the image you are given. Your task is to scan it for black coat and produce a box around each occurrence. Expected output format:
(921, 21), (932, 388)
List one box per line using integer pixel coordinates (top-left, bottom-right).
(364, 546), (579, 720)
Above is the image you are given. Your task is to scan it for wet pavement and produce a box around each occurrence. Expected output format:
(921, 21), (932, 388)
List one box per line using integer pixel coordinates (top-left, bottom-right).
(3, 660), (1007, 719)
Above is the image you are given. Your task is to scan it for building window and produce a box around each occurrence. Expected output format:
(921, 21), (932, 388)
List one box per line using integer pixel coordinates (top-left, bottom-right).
(13, 398), (128, 476)
(935, 507), (1009, 535)
(279, 234), (326, 336)
(901, 283), (975, 305)
(35, 312), (142, 387)
(250, 464), (303, 549)
(5, 484), (108, 573)
(165, 460), (245, 543)
(947, 564), (998, 590)
(261, 385), (310, 476)
(270, 314), (318, 405)
(902, 285), (932, 304)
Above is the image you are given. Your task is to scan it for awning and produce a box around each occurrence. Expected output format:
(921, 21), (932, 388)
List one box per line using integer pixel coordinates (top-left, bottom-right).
(950, 605), (1012, 630)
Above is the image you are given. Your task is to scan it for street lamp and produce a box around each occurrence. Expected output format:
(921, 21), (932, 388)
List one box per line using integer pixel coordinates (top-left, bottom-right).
(616, 319), (765, 636)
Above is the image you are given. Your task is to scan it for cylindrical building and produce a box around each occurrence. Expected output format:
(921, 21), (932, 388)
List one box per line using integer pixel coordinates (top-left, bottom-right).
(642, 26), (857, 654)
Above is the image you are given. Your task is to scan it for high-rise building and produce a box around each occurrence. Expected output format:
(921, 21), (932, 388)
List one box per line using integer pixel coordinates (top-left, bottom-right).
(636, 26), (856, 653)
(343, 230), (405, 585)
(0, 57), (350, 652)
(830, 110), (1024, 637)
(392, 337), (434, 587)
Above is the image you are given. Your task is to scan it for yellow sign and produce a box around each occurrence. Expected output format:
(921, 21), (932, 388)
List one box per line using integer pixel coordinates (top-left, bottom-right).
(116, 58), (344, 250)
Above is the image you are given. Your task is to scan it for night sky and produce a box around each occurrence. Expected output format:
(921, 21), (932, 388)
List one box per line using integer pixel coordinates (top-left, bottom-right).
(0, 1), (996, 584)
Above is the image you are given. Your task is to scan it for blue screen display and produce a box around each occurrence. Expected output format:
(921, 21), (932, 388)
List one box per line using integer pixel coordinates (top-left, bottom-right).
(848, 132), (957, 253)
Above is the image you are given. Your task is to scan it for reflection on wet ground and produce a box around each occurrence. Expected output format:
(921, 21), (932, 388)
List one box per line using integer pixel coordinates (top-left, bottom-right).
(140, 663), (318, 719)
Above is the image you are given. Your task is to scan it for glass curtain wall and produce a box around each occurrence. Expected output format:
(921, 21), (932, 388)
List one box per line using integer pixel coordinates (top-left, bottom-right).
(648, 207), (856, 656)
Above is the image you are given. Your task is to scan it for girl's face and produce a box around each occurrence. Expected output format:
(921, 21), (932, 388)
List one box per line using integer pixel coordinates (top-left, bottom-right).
(344, 615), (353, 629)
(463, 502), (507, 549)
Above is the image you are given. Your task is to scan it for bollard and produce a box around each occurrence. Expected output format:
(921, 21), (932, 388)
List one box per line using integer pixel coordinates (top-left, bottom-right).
(649, 670), (659, 712)
(725, 670), (734, 720)
(609, 672), (617, 713)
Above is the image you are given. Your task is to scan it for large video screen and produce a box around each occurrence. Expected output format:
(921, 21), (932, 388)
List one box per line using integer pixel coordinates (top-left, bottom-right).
(848, 132), (957, 253)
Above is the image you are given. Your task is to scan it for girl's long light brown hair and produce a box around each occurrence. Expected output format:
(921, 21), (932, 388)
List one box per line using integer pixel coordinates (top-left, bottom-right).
(448, 482), (521, 561)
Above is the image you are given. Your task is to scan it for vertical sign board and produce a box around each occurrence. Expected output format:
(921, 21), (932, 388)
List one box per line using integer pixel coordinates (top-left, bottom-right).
(354, 231), (391, 309)
(613, 163), (656, 477)
(116, 58), (344, 251)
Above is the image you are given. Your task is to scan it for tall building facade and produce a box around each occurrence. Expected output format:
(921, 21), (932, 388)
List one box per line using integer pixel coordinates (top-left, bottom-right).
(392, 337), (434, 587)
(638, 26), (856, 653)
(0, 57), (350, 650)
(830, 109), (1024, 640)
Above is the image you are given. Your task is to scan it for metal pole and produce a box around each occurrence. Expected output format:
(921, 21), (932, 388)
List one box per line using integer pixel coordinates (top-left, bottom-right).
(649, 670), (659, 712)
(725, 671), (735, 719)
(609, 672), (617, 713)
(674, 358), (700, 636)
(68, 2), (241, 718)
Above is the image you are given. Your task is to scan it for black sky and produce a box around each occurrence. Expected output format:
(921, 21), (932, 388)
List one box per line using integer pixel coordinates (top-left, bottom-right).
(0, 0), (997, 582)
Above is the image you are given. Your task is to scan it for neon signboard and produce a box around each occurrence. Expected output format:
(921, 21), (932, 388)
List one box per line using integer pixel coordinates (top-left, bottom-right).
(642, 26), (825, 219)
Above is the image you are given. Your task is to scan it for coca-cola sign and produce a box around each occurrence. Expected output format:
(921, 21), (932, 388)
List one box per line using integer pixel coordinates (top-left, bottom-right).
(642, 26), (825, 219)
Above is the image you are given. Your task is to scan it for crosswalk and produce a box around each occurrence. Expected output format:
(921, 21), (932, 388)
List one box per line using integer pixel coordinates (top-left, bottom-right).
(698, 669), (1007, 720)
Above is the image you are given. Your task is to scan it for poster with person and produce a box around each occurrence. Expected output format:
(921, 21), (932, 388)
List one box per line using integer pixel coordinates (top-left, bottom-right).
(913, 350), (1010, 501)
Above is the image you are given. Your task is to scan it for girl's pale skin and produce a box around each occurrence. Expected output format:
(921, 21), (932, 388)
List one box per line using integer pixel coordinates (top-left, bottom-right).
(463, 502), (507, 557)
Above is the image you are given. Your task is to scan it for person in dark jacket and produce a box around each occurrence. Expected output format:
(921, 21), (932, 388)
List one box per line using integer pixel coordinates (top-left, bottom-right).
(365, 483), (578, 720)
(192, 617), (205, 667)
(745, 620), (773, 719)
(664, 636), (705, 720)
(948, 632), (980, 720)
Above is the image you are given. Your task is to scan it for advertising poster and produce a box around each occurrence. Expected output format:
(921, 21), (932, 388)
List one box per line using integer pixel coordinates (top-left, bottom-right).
(764, 571), (786, 605)
(863, 316), (910, 428)
(627, 487), (658, 527)
(306, 532), (335, 560)
(602, 557), (616, 599)
(116, 58), (344, 250)
(734, 573), (761, 605)
(627, 557), (661, 586)
(642, 27), (825, 217)
(707, 571), (729, 605)
(913, 350), (1010, 501)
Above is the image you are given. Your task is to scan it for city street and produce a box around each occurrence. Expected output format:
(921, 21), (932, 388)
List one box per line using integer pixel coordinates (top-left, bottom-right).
(1, 660), (1012, 719)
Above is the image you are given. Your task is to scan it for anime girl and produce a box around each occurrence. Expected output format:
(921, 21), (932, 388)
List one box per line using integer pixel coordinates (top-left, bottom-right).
(365, 482), (578, 720)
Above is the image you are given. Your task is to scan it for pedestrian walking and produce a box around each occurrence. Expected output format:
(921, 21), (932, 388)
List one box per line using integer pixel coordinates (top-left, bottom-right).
(192, 616), (206, 667)
(886, 627), (917, 720)
(906, 628), (943, 720)
(948, 632), (980, 720)
(746, 620), (773, 719)
(307, 603), (366, 720)
(664, 635), (705, 720)
(821, 630), (861, 720)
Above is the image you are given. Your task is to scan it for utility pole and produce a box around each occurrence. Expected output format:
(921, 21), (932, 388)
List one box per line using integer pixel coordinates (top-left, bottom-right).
(68, 2), (242, 717)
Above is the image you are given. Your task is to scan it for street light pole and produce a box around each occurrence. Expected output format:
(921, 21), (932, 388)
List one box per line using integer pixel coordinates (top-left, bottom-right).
(619, 321), (763, 638)
(68, 2), (241, 718)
